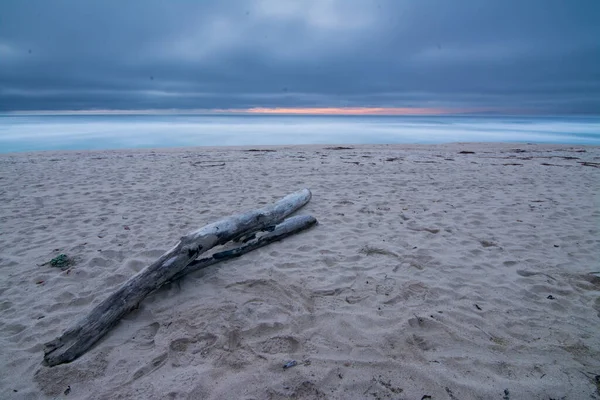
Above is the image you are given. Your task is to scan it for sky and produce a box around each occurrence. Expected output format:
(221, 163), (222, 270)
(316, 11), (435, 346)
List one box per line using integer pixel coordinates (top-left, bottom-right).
(1, 0), (599, 114)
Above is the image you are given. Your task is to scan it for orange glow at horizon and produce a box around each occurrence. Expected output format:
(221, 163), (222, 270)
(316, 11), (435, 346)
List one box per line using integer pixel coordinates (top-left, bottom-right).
(242, 107), (474, 115)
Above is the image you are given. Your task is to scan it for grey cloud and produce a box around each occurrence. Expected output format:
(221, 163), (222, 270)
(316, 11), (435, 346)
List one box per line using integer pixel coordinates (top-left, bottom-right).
(0, 0), (599, 112)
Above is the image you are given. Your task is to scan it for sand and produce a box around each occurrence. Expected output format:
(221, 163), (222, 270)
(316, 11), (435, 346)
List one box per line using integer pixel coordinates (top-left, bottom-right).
(0, 143), (599, 399)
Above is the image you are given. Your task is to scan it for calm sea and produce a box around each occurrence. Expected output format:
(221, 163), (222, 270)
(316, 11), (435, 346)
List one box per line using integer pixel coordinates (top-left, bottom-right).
(0, 114), (599, 153)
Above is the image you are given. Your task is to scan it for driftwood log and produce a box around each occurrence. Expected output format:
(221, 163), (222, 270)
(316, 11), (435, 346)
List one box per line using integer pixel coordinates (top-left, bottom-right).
(172, 214), (317, 281)
(43, 189), (314, 367)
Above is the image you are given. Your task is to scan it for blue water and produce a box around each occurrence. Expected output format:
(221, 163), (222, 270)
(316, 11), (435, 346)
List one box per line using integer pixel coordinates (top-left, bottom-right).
(0, 114), (599, 153)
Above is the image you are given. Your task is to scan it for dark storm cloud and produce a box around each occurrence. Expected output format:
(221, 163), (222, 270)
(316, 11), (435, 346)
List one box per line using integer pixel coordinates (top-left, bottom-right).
(1, 0), (599, 112)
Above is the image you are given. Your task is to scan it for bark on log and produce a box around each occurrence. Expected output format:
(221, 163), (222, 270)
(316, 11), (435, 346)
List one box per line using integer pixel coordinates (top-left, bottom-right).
(43, 189), (312, 367)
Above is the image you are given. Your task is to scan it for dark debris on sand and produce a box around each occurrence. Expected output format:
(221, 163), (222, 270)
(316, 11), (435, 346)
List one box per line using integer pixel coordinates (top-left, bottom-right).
(41, 254), (74, 270)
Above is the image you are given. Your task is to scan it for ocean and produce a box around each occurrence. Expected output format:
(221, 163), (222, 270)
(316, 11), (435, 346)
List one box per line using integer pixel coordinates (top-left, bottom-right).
(0, 114), (599, 153)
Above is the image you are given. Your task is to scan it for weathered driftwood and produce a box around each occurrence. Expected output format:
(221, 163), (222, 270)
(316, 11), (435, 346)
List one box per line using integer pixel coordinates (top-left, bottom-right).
(43, 189), (312, 367)
(171, 214), (317, 281)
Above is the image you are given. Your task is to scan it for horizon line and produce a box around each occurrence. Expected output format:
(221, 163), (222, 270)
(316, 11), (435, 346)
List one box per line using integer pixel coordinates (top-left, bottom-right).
(2, 107), (595, 116)
(3, 106), (495, 116)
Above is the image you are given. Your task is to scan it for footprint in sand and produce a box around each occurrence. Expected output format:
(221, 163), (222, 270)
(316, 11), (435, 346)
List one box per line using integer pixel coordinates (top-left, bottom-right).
(384, 281), (430, 305)
(169, 333), (218, 367)
(258, 336), (300, 354)
(131, 322), (160, 350)
(375, 277), (396, 295)
(407, 333), (435, 351)
(131, 352), (168, 381)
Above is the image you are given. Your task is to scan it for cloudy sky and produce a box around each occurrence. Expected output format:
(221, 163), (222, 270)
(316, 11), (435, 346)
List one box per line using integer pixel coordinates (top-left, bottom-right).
(1, 0), (598, 114)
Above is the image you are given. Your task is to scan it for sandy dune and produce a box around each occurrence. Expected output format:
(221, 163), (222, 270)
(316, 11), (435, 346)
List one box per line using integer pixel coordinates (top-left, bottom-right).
(1, 143), (599, 399)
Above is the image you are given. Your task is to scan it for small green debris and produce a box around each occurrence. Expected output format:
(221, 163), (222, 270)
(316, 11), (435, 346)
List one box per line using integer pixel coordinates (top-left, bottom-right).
(51, 254), (71, 269)
(42, 254), (73, 270)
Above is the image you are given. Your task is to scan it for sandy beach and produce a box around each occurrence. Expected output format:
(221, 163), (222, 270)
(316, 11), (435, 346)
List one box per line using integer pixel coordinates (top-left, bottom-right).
(1, 143), (599, 399)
